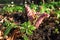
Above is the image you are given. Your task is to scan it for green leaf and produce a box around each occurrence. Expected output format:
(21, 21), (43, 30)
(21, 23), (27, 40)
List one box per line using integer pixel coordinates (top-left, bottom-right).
(21, 22), (29, 28)
(23, 34), (29, 40)
(3, 19), (17, 36)
(57, 14), (60, 18)
(4, 26), (12, 36)
(26, 30), (33, 35)
(55, 10), (60, 18)
(30, 25), (36, 31)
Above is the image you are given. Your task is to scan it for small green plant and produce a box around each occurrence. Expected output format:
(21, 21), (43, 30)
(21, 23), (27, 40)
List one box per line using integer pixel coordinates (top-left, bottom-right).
(20, 21), (36, 35)
(3, 4), (25, 13)
(20, 21), (36, 40)
(3, 19), (17, 36)
(3, 20), (36, 40)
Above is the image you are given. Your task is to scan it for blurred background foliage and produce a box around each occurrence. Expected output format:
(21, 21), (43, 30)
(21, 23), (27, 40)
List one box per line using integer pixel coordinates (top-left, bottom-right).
(0, 0), (60, 5)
